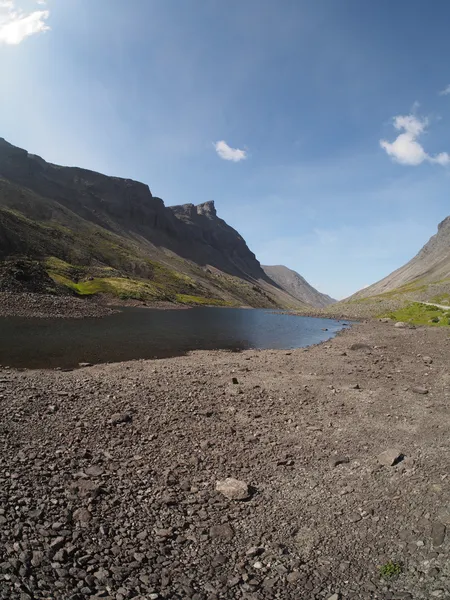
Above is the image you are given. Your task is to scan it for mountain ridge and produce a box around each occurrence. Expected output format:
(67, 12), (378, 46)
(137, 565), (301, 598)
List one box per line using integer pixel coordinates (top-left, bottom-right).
(0, 137), (307, 309)
(349, 215), (450, 300)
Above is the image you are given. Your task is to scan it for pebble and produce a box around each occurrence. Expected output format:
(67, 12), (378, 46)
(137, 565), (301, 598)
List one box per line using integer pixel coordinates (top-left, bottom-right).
(330, 456), (350, 468)
(412, 386), (429, 395)
(109, 412), (132, 425)
(431, 522), (446, 547)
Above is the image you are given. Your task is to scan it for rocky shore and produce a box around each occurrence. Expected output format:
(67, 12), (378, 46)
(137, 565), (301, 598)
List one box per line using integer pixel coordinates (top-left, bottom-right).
(0, 321), (449, 600)
(0, 293), (117, 319)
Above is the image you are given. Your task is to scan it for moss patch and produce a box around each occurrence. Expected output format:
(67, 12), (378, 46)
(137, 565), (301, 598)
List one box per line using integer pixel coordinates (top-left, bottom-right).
(175, 294), (234, 307)
(379, 561), (402, 579)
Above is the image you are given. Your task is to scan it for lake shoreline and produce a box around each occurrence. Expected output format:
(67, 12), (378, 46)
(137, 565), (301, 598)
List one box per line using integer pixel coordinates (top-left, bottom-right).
(0, 307), (345, 369)
(1, 320), (449, 599)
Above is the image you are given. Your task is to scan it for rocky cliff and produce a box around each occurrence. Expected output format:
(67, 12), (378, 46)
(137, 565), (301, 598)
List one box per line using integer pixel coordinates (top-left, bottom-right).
(0, 137), (305, 309)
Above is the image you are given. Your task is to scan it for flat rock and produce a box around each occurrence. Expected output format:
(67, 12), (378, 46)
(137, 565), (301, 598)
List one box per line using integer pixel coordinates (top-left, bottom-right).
(431, 522), (446, 547)
(216, 477), (250, 500)
(209, 524), (234, 541)
(395, 321), (410, 328)
(377, 448), (404, 466)
(85, 464), (104, 477)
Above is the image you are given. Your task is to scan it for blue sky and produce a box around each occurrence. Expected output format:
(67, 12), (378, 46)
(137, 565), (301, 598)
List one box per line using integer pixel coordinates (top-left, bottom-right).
(1, 0), (450, 298)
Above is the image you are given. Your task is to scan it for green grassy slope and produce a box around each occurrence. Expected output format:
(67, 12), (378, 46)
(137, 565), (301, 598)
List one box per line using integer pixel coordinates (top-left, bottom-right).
(0, 178), (303, 308)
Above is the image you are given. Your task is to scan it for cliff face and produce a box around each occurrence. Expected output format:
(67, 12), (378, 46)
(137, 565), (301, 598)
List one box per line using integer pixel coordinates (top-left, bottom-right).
(0, 138), (268, 281)
(350, 216), (450, 299)
(0, 137), (305, 308)
(169, 201), (266, 279)
(262, 265), (335, 308)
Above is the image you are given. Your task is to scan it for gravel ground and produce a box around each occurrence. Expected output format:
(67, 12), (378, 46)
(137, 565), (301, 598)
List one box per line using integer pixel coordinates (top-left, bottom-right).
(0, 321), (449, 600)
(0, 293), (117, 319)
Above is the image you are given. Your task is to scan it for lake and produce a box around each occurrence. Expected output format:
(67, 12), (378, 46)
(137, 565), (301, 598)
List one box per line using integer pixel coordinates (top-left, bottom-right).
(0, 307), (349, 369)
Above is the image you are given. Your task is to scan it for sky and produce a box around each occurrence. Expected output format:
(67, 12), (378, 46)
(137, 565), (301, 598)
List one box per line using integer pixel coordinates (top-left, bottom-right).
(1, 1), (450, 299)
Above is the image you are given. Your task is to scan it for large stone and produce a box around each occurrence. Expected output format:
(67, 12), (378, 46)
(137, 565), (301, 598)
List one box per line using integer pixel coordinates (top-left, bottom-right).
(216, 478), (250, 501)
(377, 448), (404, 466)
(395, 322), (409, 328)
(209, 524), (234, 541)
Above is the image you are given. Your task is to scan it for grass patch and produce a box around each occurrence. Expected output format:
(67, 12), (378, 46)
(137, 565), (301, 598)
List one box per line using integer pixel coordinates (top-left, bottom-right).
(379, 561), (402, 579)
(50, 274), (166, 301)
(175, 294), (233, 307)
(430, 292), (450, 305)
(380, 302), (450, 327)
(50, 271), (235, 306)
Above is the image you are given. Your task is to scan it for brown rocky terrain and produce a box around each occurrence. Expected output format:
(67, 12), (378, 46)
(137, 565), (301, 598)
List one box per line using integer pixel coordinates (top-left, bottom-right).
(1, 321), (449, 600)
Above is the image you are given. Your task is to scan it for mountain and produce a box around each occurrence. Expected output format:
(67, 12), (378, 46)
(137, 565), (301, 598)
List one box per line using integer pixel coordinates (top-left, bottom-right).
(350, 216), (450, 299)
(262, 265), (335, 308)
(325, 216), (450, 322)
(0, 137), (305, 309)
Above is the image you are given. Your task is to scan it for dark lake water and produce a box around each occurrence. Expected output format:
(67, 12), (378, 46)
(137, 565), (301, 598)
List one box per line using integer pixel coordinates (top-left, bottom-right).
(0, 307), (349, 369)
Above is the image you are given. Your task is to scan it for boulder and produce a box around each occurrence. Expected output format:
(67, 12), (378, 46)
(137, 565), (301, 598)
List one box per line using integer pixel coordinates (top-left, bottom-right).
(377, 448), (404, 467)
(216, 478), (250, 501)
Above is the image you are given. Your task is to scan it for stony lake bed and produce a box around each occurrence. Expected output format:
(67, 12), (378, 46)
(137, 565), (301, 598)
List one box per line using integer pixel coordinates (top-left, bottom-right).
(0, 319), (449, 600)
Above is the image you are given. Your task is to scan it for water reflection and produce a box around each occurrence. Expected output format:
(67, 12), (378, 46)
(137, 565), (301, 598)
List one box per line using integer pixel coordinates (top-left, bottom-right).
(0, 307), (348, 369)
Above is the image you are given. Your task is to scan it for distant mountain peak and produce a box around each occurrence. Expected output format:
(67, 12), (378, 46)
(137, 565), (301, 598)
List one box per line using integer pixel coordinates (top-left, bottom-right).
(262, 264), (335, 308)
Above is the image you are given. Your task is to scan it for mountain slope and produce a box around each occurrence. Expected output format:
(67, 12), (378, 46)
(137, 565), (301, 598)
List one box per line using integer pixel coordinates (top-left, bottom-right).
(262, 265), (335, 308)
(350, 216), (450, 299)
(324, 216), (450, 322)
(0, 137), (305, 309)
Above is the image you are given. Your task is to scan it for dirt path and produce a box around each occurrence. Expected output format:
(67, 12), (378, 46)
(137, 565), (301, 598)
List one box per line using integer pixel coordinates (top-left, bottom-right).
(0, 321), (449, 600)
(422, 302), (450, 311)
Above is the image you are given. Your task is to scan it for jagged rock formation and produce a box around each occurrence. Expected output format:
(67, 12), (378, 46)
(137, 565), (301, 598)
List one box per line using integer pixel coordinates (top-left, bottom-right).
(262, 265), (335, 308)
(350, 216), (450, 299)
(0, 137), (305, 309)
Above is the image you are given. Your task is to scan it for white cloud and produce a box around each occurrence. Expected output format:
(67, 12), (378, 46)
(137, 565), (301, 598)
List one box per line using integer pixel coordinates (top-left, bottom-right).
(214, 140), (247, 162)
(439, 85), (450, 96)
(0, 1), (50, 45)
(380, 113), (450, 167)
